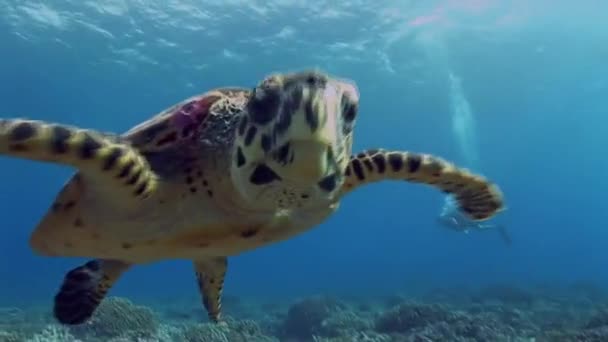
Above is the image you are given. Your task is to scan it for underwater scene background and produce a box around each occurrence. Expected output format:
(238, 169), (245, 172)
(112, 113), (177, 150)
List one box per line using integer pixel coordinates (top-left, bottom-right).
(1, 0), (608, 341)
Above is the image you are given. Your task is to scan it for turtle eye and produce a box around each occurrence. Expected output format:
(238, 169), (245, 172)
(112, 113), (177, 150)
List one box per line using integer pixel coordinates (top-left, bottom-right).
(341, 96), (357, 123)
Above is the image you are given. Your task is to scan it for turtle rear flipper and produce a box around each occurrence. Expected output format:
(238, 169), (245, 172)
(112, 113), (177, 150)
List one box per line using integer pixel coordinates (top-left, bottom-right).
(53, 259), (131, 325)
(0, 119), (158, 201)
(341, 149), (504, 221)
(194, 257), (228, 323)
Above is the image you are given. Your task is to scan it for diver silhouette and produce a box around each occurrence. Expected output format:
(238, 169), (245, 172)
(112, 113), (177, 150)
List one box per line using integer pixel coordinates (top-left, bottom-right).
(437, 195), (512, 246)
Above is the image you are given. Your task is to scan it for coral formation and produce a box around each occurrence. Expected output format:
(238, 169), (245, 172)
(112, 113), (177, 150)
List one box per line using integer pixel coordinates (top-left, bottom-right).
(68, 297), (159, 341)
(0, 283), (607, 342)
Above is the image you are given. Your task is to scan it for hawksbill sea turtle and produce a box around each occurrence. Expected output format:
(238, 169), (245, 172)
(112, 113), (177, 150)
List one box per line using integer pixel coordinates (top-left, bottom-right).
(0, 69), (504, 325)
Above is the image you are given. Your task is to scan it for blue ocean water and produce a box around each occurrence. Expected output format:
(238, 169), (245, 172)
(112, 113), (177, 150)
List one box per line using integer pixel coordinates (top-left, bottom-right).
(0, 0), (607, 321)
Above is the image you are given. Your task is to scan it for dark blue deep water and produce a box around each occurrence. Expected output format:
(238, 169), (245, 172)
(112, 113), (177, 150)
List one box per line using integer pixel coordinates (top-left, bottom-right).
(1, 1), (608, 341)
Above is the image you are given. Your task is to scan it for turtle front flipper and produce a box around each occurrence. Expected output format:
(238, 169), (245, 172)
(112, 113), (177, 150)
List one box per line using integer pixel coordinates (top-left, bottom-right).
(340, 149), (504, 220)
(0, 119), (158, 201)
(53, 259), (131, 325)
(193, 257), (228, 324)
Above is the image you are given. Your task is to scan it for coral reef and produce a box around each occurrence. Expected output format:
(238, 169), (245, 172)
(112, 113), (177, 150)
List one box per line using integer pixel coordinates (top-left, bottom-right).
(1, 283), (608, 342)
(280, 295), (347, 339)
(68, 297), (159, 341)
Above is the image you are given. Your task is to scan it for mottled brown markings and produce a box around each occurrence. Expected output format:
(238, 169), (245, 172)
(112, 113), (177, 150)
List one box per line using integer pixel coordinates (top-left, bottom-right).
(304, 99), (318, 131)
(244, 126), (257, 146)
(190, 187), (197, 193)
(237, 115), (248, 136)
(236, 147), (246, 167)
(261, 134), (272, 152)
(117, 160), (134, 178)
(362, 158), (374, 172)
(406, 154), (421, 173)
(427, 158), (445, 177)
(387, 153), (404, 172)
(9, 122), (36, 142)
(186, 176), (193, 184)
(51, 126), (72, 154)
(181, 100), (197, 114)
(64, 201), (76, 210)
(52, 202), (62, 212)
(78, 133), (102, 159)
(318, 174), (338, 192)
(181, 124), (195, 138)
(249, 163), (281, 185)
(286, 83), (303, 113)
(121, 242), (133, 249)
(241, 228), (259, 238)
(155, 131), (177, 147)
(249, 85), (281, 125)
(351, 159), (365, 180)
(102, 147), (123, 171)
(275, 108), (292, 136)
(136, 120), (170, 146)
(134, 181), (149, 196)
(126, 169), (142, 185)
(274, 142), (290, 165)
(371, 154), (386, 173)
(207, 190), (213, 197)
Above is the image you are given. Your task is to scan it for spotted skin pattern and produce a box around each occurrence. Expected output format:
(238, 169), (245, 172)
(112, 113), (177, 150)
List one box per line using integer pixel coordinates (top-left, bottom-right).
(340, 149), (503, 220)
(194, 257), (228, 323)
(125, 92), (222, 152)
(230, 70), (359, 210)
(0, 70), (505, 327)
(0, 119), (157, 201)
(53, 259), (131, 325)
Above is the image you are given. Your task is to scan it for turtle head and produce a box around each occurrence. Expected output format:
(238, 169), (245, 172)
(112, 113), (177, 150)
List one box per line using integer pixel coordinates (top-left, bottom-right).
(231, 69), (359, 210)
